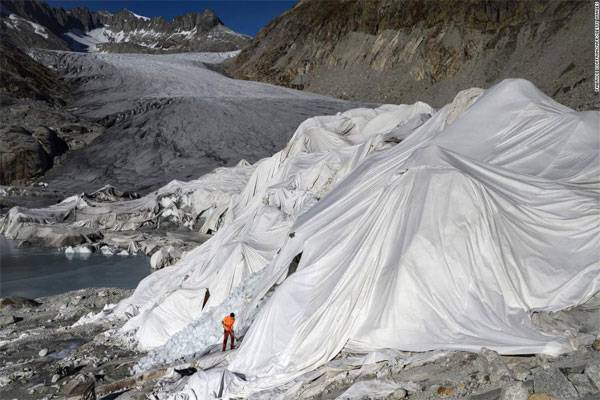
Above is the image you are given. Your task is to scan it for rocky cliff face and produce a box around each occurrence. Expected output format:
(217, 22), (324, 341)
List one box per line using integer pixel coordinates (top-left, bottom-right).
(228, 0), (597, 110)
(0, 0), (251, 53)
(0, 41), (67, 104)
(0, 42), (104, 186)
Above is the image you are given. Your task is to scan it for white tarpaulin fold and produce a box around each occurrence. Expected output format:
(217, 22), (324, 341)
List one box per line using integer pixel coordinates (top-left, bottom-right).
(111, 101), (418, 352)
(88, 79), (598, 396)
(1, 160), (255, 238)
(223, 79), (599, 393)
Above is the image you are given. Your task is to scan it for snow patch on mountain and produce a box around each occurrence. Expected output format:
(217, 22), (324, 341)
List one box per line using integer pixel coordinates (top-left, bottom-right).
(64, 24), (247, 52)
(131, 11), (150, 21)
(65, 27), (164, 51)
(7, 13), (48, 38)
(64, 28), (110, 52)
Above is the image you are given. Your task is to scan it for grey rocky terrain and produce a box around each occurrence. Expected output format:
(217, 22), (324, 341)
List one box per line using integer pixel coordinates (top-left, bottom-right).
(0, 288), (138, 400)
(228, 0), (598, 111)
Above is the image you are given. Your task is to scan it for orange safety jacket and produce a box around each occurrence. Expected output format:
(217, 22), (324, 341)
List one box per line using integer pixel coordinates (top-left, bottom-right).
(222, 315), (235, 332)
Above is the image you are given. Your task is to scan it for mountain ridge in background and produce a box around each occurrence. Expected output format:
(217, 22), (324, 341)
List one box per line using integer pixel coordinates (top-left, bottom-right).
(0, 0), (251, 53)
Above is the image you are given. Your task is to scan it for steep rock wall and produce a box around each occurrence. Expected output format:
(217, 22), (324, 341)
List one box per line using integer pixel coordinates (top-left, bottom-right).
(228, 0), (597, 110)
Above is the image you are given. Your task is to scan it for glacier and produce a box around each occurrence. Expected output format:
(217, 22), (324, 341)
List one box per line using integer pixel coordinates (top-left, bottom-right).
(4, 78), (598, 398)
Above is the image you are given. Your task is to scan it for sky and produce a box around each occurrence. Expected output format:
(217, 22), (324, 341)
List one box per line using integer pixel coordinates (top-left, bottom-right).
(46, 0), (297, 36)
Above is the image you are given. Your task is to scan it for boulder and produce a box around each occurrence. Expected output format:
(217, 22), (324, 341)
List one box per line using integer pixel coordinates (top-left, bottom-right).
(63, 374), (96, 400)
(437, 386), (455, 396)
(528, 395), (556, 400)
(0, 296), (41, 309)
(384, 389), (407, 399)
(0, 375), (11, 387)
(501, 382), (529, 400)
(533, 368), (578, 400)
(0, 126), (67, 185)
(585, 363), (600, 390)
(468, 387), (502, 400)
(566, 373), (597, 397)
(0, 315), (19, 327)
(476, 348), (514, 384)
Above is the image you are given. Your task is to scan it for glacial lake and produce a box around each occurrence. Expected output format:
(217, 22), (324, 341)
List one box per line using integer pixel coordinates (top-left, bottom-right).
(0, 237), (151, 299)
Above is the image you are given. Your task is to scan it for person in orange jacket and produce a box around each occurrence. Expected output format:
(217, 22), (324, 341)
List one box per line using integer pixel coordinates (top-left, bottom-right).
(222, 312), (235, 351)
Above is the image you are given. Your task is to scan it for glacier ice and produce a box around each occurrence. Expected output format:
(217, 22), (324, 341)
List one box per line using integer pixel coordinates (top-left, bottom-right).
(5, 78), (598, 398)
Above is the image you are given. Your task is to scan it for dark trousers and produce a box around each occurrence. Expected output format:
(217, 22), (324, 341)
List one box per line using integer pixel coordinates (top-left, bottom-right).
(222, 330), (235, 351)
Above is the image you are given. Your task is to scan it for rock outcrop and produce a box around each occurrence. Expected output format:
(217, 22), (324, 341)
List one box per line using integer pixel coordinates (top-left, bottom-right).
(0, 41), (66, 104)
(0, 42), (103, 185)
(227, 0), (597, 110)
(0, 126), (66, 185)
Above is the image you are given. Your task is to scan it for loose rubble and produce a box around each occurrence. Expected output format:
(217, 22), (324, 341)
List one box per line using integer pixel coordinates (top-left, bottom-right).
(0, 288), (135, 400)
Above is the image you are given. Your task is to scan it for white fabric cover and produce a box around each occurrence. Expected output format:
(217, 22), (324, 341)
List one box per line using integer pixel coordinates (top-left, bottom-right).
(113, 101), (419, 351)
(225, 79), (599, 392)
(1, 160), (254, 237)
(91, 79), (598, 396)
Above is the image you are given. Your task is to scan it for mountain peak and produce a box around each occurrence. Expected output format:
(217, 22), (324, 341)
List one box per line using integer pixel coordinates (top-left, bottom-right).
(173, 8), (223, 31)
(119, 8), (150, 21)
(201, 9), (217, 18)
(1, 0), (250, 53)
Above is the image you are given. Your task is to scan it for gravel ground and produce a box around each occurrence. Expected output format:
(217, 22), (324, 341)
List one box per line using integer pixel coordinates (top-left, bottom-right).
(0, 288), (139, 400)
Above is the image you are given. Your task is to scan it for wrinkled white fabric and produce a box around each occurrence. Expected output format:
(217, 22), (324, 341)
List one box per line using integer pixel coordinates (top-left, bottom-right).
(74, 79), (598, 396)
(0, 160), (254, 237)
(109, 101), (429, 351)
(225, 79), (599, 393)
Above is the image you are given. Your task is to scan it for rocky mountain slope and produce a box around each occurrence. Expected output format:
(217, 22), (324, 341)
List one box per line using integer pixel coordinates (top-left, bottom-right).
(227, 0), (598, 110)
(0, 42), (103, 187)
(1, 0), (250, 53)
(0, 40), (67, 104)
